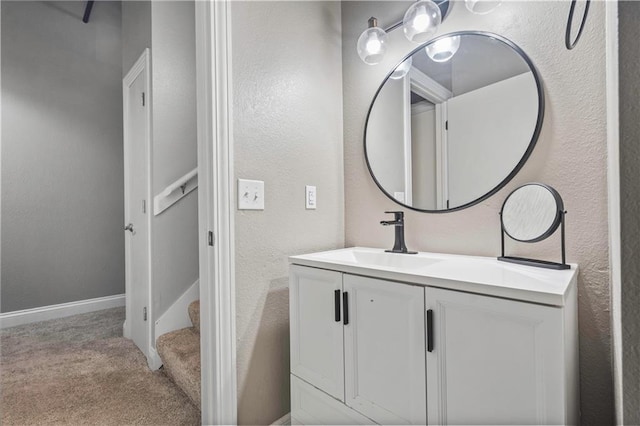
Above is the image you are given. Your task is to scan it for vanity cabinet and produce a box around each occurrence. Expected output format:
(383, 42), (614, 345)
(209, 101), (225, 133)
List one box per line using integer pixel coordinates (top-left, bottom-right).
(289, 266), (426, 425)
(425, 286), (577, 425)
(289, 266), (344, 401)
(343, 274), (426, 425)
(289, 248), (578, 426)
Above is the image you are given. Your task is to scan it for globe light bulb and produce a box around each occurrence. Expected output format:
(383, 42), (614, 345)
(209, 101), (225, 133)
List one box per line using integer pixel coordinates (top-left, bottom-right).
(412, 6), (431, 32)
(390, 57), (413, 80)
(425, 35), (461, 63)
(366, 35), (382, 55)
(403, 0), (442, 43)
(357, 17), (388, 65)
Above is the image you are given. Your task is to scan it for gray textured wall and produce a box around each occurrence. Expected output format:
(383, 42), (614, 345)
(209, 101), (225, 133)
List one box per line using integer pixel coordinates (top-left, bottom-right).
(343, 1), (612, 424)
(148, 1), (199, 328)
(120, 1), (199, 332)
(231, 2), (344, 424)
(122, 1), (151, 76)
(1, 1), (124, 312)
(618, 2), (640, 423)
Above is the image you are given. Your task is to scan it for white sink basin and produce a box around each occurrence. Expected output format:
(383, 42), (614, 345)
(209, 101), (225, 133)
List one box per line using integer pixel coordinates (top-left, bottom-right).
(310, 247), (443, 270)
(289, 247), (578, 306)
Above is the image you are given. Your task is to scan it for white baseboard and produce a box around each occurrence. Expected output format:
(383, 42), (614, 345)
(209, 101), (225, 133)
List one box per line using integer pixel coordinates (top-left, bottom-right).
(154, 279), (199, 341)
(147, 345), (163, 371)
(0, 294), (125, 329)
(272, 413), (291, 425)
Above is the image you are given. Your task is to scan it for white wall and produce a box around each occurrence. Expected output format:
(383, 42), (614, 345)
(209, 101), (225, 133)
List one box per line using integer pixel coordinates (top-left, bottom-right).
(367, 77), (406, 197)
(447, 72), (538, 208)
(231, 2), (344, 424)
(1, 1), (124, 312)
(411, 107), (437, 208)
(342, 1), (613, 424)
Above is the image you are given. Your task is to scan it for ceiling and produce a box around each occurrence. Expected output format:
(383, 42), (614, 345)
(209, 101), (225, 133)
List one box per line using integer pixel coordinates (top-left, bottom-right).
(410, 34), (531, 96)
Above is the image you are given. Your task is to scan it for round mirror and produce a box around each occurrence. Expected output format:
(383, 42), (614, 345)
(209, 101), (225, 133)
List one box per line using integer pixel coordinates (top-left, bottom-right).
(500, 183), (563, 243)
(365, 32), (544, 212)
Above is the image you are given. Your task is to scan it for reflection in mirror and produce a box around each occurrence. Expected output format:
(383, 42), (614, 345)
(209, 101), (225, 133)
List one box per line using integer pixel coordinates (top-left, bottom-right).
(365, 32), (543, 212)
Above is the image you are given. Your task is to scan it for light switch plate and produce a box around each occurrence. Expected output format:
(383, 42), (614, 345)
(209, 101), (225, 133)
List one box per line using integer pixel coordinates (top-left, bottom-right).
(305, 185), (317, 209)
(238, 179), (264, 210)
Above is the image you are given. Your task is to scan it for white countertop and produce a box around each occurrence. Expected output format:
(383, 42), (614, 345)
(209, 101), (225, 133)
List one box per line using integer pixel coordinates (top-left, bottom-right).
(289, 247), (578, 306)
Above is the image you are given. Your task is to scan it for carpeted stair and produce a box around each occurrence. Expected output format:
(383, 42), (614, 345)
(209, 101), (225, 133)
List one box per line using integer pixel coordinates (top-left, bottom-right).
(189, 300), (200, 333)
(156, 300), (201, 409)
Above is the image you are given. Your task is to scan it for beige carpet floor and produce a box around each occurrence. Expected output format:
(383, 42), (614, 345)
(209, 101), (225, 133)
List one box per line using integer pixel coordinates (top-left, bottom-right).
(1, 307), (200, 425)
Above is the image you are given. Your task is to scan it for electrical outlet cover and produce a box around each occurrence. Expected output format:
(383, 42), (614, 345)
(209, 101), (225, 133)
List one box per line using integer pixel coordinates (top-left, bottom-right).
(305, 185), (317, 209)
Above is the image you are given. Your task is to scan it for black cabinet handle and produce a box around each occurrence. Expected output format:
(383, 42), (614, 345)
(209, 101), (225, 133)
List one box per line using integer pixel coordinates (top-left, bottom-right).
(334, 290), (341, 322)
(427, 309), (434, 352)
(343, 292), (349, 325)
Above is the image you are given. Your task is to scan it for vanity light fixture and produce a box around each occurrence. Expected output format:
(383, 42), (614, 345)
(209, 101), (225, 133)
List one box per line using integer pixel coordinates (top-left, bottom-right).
(356, 0), (503, 66)
(425, 35), (460, 62)
(357, 17), (389, 65)
(356, 0), (449, 65)
(402, 0), (442, 43)
(389, 57), (413, 79)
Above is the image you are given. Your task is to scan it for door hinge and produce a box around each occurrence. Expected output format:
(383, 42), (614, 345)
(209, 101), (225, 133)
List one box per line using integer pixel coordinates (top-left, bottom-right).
(143, 307), (147, 321)
(208, 231), (214, 246)
(142, 200), (146, 214)
(445, 120), (448, 130)
(446, 199), (450, 209)
(142, 92), (145, 107)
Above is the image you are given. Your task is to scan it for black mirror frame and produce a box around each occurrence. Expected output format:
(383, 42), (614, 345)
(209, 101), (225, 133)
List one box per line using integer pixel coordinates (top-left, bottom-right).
(363, 31), (546, 213)
(498, 182), (569, 270)
(500, 183), (564, 243)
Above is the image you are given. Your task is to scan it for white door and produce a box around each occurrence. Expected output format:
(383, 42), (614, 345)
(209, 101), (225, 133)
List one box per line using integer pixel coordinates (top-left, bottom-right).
(446, 73), (538, 208)
(123, 50), (151, 359)
(289, 265), (345, 401)
(343, 274), (426, 425)
(425, 286), (565, 425)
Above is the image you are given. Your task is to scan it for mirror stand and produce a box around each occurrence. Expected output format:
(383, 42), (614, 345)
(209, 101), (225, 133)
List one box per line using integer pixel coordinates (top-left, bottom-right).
(498, 210), (570, 270)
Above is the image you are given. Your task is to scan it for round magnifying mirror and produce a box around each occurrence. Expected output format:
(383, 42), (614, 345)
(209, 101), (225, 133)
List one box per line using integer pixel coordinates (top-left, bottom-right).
(365, 32), (544, 212)
(500, 183), (564, 243)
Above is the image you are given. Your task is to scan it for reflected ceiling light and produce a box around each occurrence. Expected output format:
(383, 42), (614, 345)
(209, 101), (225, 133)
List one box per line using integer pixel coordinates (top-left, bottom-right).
(425, 35), (461, 62)
(389, 57), (413, 80)
(357, 17), (389, 65)
(402, 0), (442, 43)
(465, 0), (502, 15)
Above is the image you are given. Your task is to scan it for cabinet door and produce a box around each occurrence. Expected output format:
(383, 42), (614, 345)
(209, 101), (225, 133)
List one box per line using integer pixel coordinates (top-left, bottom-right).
(343, 274), (426, 425)
(291, 375), (375, 425)
(426, 287), (565, 425)
(290, 265), (345, 401)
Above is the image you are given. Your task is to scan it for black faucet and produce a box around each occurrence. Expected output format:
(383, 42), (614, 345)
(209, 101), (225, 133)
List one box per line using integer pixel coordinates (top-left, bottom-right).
(380, 211), (417, 254)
